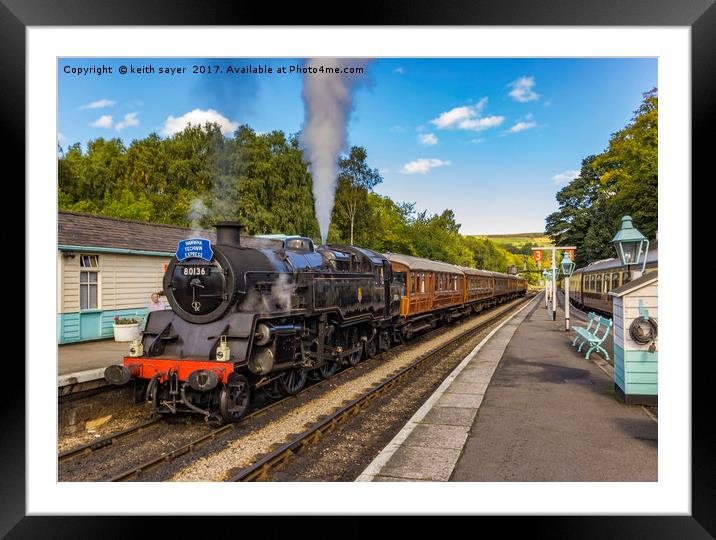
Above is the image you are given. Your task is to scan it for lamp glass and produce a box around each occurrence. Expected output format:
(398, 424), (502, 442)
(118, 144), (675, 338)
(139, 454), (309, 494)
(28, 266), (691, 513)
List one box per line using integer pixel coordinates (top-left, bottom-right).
(560, 252), (575, 277)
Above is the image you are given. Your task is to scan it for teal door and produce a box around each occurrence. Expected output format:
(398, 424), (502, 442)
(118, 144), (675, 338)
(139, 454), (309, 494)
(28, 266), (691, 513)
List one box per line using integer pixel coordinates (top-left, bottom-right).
(79, 311), (102, 340)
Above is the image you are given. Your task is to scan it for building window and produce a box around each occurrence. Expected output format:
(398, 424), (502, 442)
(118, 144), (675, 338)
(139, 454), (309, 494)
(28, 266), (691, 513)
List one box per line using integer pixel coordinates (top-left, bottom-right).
(80, 255), (99, 310)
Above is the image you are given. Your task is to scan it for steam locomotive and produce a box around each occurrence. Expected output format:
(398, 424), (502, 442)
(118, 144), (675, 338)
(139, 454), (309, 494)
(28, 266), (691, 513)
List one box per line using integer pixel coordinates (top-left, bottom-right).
(105, 222), (527, 423)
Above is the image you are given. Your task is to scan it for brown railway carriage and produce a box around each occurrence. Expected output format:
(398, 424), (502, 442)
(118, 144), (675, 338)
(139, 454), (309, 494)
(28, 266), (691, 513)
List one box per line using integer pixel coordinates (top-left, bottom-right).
(383, 253), (527, 338)
(459, 266), (495, 311)
(384, 253), (464, 317)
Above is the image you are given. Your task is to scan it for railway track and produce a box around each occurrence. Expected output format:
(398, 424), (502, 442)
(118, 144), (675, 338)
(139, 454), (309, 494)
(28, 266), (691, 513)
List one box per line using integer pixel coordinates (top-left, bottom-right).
(58, 294), (532, 481)
(59, 372), (340, 480)
(228, 294), (533, 482)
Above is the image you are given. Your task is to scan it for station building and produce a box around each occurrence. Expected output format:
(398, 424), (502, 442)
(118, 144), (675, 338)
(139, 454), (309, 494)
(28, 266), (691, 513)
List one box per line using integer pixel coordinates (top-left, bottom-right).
(57, 211), (213, 344)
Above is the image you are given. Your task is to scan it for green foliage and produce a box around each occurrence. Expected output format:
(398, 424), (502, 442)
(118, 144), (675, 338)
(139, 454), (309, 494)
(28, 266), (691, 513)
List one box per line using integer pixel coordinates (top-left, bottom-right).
(58, 122), (535, 280)
(546, 89), (658, 266)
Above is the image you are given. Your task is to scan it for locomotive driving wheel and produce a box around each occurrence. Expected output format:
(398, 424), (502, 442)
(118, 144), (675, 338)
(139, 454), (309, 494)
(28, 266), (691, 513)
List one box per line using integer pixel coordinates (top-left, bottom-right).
(364, 337), (377, 359)
(277, 368), (308, 395)
(315, 361), (339, 380)
(219, 375), (251, 422)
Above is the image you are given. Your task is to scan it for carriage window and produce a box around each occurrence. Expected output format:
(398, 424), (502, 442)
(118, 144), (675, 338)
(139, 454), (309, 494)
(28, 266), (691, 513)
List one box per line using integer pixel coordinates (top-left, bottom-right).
(454, 275), (459, 290)
(622, 271), (631, 285)
(420, 273), (426, 293)
(596, 274), (602, 293)
(612, 273), (619, 289)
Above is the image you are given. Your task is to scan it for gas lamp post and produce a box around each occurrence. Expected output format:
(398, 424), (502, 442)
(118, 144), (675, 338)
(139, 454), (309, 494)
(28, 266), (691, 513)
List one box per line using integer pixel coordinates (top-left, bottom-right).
(559, 251), (576, 331)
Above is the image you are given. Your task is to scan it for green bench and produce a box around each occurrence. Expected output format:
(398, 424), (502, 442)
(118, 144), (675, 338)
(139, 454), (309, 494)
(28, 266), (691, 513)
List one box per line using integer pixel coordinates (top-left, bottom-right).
(572, 312), (613, 360)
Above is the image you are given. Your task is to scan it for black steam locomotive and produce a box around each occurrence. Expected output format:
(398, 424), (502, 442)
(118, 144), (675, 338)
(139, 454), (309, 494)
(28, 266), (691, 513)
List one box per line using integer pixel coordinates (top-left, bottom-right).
(105, 222), (526, 423)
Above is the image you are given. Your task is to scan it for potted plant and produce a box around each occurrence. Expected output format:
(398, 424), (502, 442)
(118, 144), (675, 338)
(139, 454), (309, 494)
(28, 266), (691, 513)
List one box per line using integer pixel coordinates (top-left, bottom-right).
(113, 316), (141, 342)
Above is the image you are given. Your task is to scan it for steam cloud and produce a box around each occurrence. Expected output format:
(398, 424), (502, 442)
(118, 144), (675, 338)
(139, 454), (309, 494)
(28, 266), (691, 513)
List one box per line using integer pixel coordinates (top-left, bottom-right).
(240, 273), (297, 313)
(299, 58), (370, 244)
(188, 198), (209, 237)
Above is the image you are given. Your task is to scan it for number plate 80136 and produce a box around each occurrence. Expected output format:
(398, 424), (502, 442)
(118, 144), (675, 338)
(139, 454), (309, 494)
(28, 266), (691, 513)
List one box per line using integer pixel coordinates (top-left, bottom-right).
(182, 266), (208, 276)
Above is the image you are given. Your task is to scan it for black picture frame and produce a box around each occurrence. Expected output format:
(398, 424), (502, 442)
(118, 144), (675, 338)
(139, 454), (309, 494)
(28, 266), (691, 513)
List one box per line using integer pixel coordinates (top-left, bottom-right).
(7, 0), (712, 536)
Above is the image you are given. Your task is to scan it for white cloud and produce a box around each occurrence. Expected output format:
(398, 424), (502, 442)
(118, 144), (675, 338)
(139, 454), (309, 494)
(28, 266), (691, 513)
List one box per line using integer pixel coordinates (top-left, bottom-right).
(90, 115), (113, 128)
(79, 98), (116, 110)
(552, 169), (580, 184)
(400, 158), (451, 175)
(115, 112), (139, 131)
(393, 67), (405, 75)
(390, 125), (408, 133)
(509, 121), (537, 133)
(162, 108), (238, 136)
(508, 114), (538, 133)
(419, 133), (438, 146)
(430, 98), (502, 132)
(508, 76), (539, 102)
(458, 115), (505, 131)
(470, 138), (485, 144)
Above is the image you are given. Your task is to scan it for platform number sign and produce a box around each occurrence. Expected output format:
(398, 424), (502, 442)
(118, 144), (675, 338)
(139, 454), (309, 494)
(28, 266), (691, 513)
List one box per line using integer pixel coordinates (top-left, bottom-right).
(176, 238), (214, 262)
(533, 250), (542, 268)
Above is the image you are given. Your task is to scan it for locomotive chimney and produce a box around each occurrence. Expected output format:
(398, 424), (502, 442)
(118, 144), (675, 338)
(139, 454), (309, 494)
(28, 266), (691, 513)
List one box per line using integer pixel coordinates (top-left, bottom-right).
(215, 221), (243, 248)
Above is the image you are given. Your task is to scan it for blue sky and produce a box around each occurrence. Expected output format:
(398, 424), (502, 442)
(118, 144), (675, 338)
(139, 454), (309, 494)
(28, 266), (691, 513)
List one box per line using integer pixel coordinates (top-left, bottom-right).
(58, 57), (656, 235)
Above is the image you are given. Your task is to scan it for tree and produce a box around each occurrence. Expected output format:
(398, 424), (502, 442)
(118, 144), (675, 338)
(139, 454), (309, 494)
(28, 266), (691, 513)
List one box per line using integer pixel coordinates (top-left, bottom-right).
(335, 146), (382, 245)
(545, 89), (658, 266)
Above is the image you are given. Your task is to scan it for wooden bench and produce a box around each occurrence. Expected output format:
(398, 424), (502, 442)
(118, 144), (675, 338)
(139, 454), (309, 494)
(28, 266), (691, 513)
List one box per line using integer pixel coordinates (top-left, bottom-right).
(572, 312), (613, 360)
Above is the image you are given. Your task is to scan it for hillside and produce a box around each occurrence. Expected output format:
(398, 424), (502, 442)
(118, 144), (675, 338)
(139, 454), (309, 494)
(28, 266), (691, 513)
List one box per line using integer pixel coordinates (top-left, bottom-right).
(469, 233), (550, 256)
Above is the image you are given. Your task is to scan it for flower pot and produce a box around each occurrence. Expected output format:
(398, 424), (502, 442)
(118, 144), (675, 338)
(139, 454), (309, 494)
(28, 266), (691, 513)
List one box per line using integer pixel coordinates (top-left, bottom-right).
(113, 323), (141, 342)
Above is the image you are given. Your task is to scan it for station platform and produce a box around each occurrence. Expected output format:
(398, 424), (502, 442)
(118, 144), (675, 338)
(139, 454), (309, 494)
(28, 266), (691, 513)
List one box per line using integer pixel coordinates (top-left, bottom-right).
(58, 339), (128, 391)
(357, 292), (657, 482)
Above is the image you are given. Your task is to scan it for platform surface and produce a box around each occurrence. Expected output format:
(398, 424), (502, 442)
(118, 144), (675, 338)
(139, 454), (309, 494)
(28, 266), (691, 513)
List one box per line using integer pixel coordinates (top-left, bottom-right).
(358, 292), (657, 482)
(58, 339), (129, 376)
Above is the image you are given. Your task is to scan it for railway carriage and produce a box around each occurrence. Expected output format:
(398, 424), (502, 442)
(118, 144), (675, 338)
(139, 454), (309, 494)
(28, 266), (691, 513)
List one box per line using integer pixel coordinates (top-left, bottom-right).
(460, 266), (496, 312)
(564, 244), (658, 317)
(105, 222), (527, 423)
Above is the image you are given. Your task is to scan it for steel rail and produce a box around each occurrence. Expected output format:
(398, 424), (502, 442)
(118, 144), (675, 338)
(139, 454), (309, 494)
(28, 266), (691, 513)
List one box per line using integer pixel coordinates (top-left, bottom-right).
(58, 417), (162, 463)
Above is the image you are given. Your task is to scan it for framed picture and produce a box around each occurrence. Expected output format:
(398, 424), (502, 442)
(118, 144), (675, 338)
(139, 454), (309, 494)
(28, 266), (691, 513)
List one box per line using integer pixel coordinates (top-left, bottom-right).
(10, 0), (712, 535)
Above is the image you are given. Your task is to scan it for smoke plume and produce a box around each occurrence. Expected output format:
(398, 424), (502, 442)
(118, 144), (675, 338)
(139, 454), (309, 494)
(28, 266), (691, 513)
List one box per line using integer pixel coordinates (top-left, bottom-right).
(299, 58), (370, 244)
